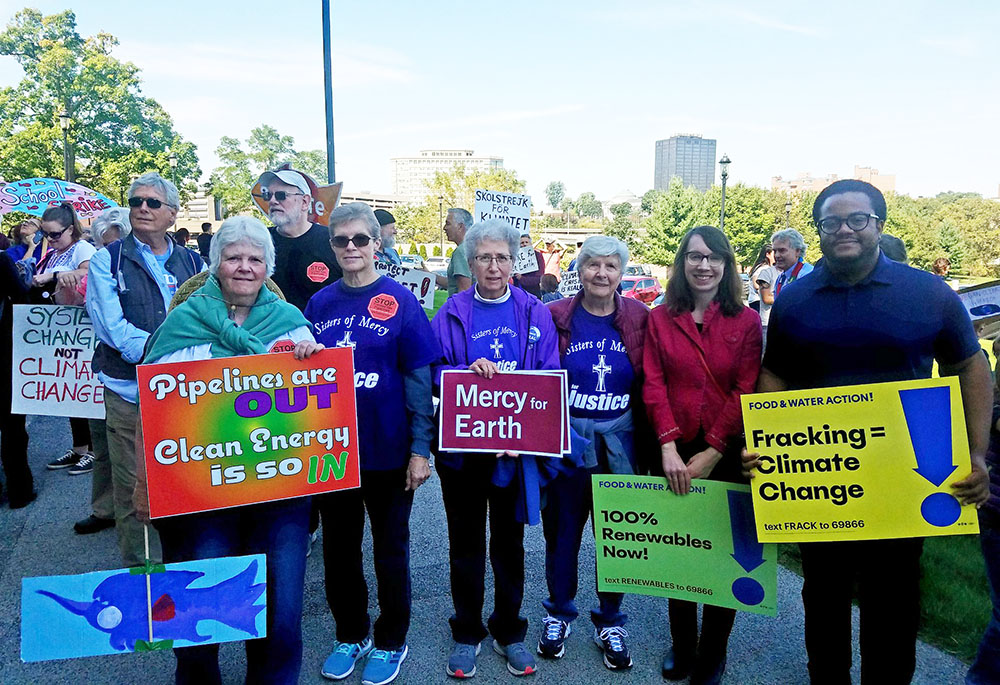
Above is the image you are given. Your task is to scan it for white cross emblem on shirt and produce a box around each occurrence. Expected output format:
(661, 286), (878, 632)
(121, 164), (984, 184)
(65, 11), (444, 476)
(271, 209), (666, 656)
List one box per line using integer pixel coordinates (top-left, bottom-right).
(593, 354), (612, 393)
(490, 337), (503, 359)
(336, 331), (356, 349)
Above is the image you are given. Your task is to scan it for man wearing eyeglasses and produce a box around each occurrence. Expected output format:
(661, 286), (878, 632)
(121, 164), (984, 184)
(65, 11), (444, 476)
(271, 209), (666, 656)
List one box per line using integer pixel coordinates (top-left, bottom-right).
(256, 169), (342, 311)
(744, 179), (991, 684)
(87, 171), (205, 567)
(769, 228), (813, 297)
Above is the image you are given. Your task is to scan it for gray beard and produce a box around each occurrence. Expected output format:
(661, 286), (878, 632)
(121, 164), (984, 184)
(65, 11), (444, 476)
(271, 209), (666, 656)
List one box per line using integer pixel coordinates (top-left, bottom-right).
(270, 206), (302, 230)
(381, 235), (395, 250)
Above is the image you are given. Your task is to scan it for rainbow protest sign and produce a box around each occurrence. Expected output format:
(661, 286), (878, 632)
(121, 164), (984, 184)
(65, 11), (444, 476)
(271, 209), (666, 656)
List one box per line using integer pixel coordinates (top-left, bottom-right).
(137, 348), (360, 518)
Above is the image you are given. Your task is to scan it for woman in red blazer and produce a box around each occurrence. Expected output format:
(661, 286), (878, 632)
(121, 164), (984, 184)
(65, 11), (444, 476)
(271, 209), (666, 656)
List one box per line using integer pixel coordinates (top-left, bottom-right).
(642, 225), (762, 685)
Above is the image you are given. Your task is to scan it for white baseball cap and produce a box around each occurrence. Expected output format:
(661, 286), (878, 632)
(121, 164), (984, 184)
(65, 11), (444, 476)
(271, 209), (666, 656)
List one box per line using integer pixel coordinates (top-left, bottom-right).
(257, 169), (311, 196)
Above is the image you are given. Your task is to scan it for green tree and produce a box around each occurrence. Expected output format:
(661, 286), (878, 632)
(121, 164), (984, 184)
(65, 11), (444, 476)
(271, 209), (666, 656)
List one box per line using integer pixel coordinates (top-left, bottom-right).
(544, 181), (565, 210)
(207, 124), (325, 217)
(606, 202), (638, 251)
(937, 220), (966, 272)
(641, 189), (659, 215)
(424, 165), (526, 213)
(574, 191), (604, 219)
(0, 9), (200, 202)
(641, 177), (707, 265)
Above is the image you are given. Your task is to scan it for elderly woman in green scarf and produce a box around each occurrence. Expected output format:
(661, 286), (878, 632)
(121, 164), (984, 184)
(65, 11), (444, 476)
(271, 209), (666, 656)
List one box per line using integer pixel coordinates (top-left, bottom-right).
(137, 215), (324, 685)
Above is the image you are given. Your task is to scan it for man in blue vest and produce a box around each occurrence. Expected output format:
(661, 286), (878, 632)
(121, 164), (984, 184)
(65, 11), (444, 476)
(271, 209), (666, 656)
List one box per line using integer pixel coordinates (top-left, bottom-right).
(87, 172), (204, 567)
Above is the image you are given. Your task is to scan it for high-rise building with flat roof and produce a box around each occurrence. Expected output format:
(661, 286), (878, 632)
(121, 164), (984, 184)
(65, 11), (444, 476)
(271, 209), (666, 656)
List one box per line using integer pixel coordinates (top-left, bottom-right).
(654, 135), (717, 192)
(391, 149), (503, 203)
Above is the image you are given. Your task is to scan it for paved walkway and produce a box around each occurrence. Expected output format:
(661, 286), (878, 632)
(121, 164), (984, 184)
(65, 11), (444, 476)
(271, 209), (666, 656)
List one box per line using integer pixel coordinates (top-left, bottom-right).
(0, 415), (970, 683)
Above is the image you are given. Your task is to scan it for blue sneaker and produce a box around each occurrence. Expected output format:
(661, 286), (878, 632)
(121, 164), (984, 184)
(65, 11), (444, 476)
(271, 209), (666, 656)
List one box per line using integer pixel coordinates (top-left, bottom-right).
(322, 637), (373, 680)
(493, 639), (537, 676)
(447, 642), (481, 679)
(362, 645), (409, 685)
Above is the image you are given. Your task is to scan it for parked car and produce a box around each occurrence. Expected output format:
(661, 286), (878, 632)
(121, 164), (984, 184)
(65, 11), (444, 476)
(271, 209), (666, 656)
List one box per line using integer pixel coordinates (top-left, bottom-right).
(624, 263), (652, 277)
(620, 276), (662, 305)
(425, 256), (450, 271)
(400, 254), (425, 270)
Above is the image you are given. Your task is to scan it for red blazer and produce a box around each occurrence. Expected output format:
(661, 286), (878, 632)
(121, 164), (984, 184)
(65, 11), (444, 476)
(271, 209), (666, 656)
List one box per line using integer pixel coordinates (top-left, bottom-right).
(642, 301), (762, 453)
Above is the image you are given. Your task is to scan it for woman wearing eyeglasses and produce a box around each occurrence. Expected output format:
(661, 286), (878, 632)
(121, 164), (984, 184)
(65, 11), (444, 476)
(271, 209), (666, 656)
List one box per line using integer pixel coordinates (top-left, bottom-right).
(29, 202), (98, 473)
(303, 203), (438, 685)
(642, 226), (762, 685)
(430, 218), (560, 679)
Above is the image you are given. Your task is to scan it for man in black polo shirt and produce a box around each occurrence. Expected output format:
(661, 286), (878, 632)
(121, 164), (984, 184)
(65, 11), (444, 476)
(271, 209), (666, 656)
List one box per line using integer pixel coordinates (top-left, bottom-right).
(746, 179), (991, 684)
(257, 168), (342, 310)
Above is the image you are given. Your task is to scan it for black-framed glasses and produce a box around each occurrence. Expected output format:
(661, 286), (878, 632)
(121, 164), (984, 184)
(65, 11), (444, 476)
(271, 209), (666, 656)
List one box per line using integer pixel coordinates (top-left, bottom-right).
(331, 234), (374, 249)
(816, 213), (881, 235)
(683, 251), (725, 267)
(473, 254), (512, 266)
(42, 226), (69, 240)
(128, 196), (166, 209)
(255, 190), (304, 203)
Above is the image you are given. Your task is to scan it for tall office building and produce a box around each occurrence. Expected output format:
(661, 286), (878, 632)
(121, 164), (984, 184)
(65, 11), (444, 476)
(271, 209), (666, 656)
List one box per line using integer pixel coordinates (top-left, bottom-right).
(391, 149), (503, 203)
(653, 135), (717, 192)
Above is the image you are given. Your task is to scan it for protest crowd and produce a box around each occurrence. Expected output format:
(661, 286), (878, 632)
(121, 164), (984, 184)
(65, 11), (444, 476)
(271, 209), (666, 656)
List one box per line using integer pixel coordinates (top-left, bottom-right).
(3, 170), (1000, 685)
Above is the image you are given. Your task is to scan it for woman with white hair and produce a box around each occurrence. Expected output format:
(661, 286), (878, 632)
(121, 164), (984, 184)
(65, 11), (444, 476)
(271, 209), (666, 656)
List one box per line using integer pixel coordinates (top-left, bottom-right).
(538, 235), (652, 670)
(91, 207), (131, 248)
(431, 218), (560, 679)
(304, 203), (439, 685)
(137, 215), (323, 684)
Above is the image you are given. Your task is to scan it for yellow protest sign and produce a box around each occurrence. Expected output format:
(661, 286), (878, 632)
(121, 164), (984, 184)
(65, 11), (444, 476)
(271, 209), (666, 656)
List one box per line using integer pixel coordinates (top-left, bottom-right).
(741, 377), (979, 543)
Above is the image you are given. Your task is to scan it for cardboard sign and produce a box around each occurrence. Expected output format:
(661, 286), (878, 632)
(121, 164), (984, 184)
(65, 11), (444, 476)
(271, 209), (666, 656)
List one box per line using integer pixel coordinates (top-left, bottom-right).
(11, 305), (103, 419)
(473, 189), (531, 231)
(958, 279), (1000, 326)
(513, 245), (539, 275)
(250, 164), (343, 226)
(137, 348), (360, 518)
(742, 377), (979, 542)
(594, 477), (777, 616)
(374, 261), (435, 309)
(0, 178), (117, 219)
(558, 270), (582, 297)
(438, 369), (569, 458)
(22, 554), (266, 662)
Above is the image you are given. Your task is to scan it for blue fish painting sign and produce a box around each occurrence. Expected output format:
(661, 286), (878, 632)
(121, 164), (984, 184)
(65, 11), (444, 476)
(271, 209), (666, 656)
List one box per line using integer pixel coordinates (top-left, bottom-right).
(21, 554), (266, 662)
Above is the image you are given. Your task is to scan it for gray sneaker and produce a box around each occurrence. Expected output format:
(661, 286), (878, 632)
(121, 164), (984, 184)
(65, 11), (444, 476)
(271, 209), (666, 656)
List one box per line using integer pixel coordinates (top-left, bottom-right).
(493, 640), (537, 676)
(447, 642), (481, 679)
(68, 452), (96, 475)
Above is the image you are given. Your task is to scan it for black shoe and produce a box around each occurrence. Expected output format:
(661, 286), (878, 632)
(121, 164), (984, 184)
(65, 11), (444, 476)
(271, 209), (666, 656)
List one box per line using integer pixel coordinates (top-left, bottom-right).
(74, 514), (115, 534)
(661, 648), (693, 680)
(9, 491), (37, 509)
(691, 656), (726, 685)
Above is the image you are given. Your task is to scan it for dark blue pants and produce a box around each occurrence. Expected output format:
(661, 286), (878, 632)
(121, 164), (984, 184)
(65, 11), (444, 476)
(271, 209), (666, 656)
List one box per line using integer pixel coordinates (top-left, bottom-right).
(800, 537), (923, 685)
(541, 466), (625, 629)
(968, 510), (1000, 684)
(438, 460), (527, 646)
(318, 467), (413, 650)
(156, 497), (311, 685)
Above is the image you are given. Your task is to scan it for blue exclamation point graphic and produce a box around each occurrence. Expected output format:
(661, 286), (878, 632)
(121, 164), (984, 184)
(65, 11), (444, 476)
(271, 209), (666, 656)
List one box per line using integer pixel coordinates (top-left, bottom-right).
(727, 490), (765, 606)
(898, 386), (961, 527)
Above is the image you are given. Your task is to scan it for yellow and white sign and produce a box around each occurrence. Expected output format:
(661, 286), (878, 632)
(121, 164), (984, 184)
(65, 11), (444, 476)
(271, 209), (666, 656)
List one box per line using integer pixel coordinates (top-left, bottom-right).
(742, 377), (979, 543)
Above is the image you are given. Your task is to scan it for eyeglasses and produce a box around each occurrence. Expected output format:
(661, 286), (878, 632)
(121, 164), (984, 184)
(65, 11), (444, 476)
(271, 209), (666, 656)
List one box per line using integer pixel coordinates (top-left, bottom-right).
(816, 213), (881, 234)
(42, 227), (69, 240)
(128, 196), (167, 209)
(683, 251), (725, 267)
(255, 190), (304, 203)
(331, 234), (374, 248)
(473, 254), (512, 266)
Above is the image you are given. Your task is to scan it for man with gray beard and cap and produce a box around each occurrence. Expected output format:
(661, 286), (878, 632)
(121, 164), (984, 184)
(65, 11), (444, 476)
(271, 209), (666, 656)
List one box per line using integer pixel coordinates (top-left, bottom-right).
(374, 209), (402, 265)
(256, 168), (342, 311)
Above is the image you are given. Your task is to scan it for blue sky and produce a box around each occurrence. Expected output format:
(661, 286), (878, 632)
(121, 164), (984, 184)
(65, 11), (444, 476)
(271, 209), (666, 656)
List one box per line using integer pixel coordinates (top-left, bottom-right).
(1, 1), (998, 203)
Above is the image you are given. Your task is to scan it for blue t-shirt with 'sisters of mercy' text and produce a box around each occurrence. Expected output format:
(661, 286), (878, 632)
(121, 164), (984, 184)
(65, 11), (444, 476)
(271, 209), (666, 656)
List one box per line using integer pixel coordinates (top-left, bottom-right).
(468, 296), (520, 371)
(304, 276), (440, 471)
(564, 307), (633, 420)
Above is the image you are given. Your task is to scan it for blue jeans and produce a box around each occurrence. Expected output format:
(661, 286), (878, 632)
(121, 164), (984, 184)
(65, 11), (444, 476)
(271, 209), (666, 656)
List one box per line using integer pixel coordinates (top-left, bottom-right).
(156, 497), (311, 685)
(968, 510), (1000, 684)
(541, 466), (626, 629)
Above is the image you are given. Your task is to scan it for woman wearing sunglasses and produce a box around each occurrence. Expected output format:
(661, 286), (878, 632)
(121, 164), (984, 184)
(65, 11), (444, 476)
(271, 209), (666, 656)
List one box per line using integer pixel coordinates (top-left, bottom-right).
(642, 226), (762, 685)
(30, 202), (98, 473)
(6, 218), (41, 262)
(303, 203), (438, 685)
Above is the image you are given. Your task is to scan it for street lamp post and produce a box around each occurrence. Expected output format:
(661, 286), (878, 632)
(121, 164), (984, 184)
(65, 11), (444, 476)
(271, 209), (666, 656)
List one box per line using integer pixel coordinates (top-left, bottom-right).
(718, 154), (730, 230)
(59, 111), (73, 183)
(785, 200), (792, 229)
(438, 196), (444, 256)
(168, 151), (178, 187)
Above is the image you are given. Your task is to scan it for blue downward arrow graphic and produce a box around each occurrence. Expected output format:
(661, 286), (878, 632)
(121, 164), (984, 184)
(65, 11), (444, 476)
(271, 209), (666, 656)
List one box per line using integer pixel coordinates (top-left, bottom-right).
(728, 489), (765, 574)
(899, 386), (957, 487)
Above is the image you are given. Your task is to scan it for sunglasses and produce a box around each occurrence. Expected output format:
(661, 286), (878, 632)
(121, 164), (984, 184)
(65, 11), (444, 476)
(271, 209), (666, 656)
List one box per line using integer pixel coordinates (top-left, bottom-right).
(43, 227), (70, 240)
(255, 190), (304, 202)
(331, 234), (375, 249)
(128, 196), (167, 209)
